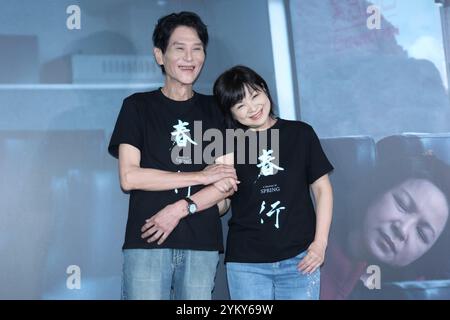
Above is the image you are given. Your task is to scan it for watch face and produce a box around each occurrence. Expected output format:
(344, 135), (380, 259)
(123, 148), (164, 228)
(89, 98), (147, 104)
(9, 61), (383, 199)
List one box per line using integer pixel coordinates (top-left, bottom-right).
(189, 203), (197, 214)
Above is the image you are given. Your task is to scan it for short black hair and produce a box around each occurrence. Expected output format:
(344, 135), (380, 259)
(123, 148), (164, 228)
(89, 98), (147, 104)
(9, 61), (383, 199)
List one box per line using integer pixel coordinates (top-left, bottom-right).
(213, 65), (276, 129)
(152, 11), (208, 74)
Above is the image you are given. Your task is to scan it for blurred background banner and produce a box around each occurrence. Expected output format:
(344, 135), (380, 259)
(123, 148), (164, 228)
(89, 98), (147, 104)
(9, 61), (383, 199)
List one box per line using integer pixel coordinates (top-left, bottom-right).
(0, 0), (449, 299)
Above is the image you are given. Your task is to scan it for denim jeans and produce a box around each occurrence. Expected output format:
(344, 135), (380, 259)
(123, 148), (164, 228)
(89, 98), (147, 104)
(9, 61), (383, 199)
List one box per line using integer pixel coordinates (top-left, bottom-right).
(226, 250), (320, 300)
(122, 249), (219, 300)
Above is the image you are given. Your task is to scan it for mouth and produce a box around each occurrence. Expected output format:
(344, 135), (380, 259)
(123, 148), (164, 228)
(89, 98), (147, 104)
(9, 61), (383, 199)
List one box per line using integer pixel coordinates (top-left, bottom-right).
(377, 229), (397, 255)
(178, 65), (196, 72)
(249, 109), (263, 121)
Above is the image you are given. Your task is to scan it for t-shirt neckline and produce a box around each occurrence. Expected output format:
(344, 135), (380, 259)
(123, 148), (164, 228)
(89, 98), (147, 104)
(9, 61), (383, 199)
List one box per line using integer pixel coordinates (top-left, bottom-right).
(157, 87), (199, 107)
(250, 117), (283, 133)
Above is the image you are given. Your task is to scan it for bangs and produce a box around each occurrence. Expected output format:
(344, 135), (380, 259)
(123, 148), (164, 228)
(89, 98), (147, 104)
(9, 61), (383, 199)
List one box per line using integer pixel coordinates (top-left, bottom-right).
(223, 81), (265, 109)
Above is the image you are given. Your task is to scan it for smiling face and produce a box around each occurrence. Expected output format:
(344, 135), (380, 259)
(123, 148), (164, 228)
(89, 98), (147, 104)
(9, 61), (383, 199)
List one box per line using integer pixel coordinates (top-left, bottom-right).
(363, 178), (449, 267)
(154, 26), (205, 87)
(230, 85), (273, 130)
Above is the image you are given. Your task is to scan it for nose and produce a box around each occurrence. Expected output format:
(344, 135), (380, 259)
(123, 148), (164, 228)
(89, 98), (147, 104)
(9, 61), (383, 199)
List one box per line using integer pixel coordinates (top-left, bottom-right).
(248, 102), (258, 114)
(184, 49), (193, 62)
(391, 218), (417, 242)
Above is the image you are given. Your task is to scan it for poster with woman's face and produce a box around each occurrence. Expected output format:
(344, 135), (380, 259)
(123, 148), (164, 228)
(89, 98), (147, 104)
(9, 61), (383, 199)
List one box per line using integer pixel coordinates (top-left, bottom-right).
(289, 0), (450, 299)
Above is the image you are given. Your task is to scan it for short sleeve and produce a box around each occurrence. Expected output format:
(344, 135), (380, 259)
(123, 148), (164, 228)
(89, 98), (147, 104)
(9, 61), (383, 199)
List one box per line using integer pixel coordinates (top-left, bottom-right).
(108, 97), (143, 159)
(306, 125), (334, 184)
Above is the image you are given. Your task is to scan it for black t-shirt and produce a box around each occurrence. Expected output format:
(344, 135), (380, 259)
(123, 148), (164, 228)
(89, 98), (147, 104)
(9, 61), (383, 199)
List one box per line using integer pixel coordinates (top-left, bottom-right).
(225, 118), (334, 263)
(108, 89), (225, 252)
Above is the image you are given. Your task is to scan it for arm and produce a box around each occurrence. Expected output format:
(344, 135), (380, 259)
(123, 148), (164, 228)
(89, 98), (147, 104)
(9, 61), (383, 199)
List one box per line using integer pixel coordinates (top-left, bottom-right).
(298, 173), (333, 274)
(213, 152), (235, 215)
(118, 143), (237, 192)
(217, 199), (232, 216)
(187, 152), (236, 215)
(311, 173), (333, 248)
(141, 152), (236, 244)
(182, 152), (235, 215)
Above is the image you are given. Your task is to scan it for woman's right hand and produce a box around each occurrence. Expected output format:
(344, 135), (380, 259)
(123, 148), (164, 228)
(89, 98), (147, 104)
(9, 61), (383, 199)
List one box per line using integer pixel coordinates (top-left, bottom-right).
(199, 164), (238, 185)
(213, 177), (240, 194)
(298, 240), (327, 274)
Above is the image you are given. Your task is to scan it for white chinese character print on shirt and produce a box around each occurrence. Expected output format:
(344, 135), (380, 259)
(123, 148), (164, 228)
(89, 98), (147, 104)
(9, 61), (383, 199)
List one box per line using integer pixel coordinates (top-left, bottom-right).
(174, 171), (192, 196)
(259, 200), (286, 229)
(171, 119), (198, 147)
(256, 149), (284, 179)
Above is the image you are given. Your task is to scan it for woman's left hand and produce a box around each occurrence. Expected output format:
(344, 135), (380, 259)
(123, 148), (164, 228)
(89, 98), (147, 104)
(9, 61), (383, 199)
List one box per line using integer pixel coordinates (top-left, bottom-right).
(297, 241), (327, 274)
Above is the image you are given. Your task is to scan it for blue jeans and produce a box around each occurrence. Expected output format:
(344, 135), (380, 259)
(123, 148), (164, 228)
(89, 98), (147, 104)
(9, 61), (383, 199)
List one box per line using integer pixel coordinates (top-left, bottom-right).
(226, 251), (320, 300)
(122, 249), (219, 300)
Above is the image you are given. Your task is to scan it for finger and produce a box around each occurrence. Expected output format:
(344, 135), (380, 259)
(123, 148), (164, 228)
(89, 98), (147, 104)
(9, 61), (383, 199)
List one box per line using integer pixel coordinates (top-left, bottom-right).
(218, 168), (237, 177)
(298, 256), (308, 268)
(303, 256), (322, 274)
(298, 255), (313, 270)
(219, 172), (238, 181)
(299, 259), (315, 274)
(298, 261), (310, 272)
(147, 230), (164, 243)
(304, 262), (319, 274)
(217, 165), (236, 174)
(141, 221), (155, 233)
(224, 179), (234, 189)
(224, 182), (232, 191)
(142, 225), (158, 239)
(309, 264), (320, 274)
(298, 261), (308, 272)
(228, 181), (237, 192)
(299, 253), (313, 265)
(214, 182), (228, 193)
(217, 182), (228, 193)
(157, 232), (169, 245)
(302, 265), (314, 275)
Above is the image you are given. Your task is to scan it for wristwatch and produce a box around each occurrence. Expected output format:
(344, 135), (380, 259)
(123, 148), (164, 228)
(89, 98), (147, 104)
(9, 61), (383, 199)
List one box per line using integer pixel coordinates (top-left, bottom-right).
(184, 197), (198, 215)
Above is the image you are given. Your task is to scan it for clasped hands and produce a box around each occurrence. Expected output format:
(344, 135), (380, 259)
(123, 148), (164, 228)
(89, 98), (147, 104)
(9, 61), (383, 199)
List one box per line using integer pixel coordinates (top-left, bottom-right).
(141, 164), (238, 245)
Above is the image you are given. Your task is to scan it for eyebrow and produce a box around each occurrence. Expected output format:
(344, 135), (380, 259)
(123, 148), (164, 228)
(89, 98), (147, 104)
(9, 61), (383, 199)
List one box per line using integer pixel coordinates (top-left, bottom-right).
(402, 188), (437, 239)
(172, 41), (203, 46)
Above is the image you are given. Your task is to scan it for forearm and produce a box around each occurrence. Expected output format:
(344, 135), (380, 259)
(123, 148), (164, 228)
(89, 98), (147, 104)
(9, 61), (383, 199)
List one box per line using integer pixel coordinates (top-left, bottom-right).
(125, 166), (202, 191)
(313, 188), (333, 246)
(217, 199), (231, 216)
(190, 185), (233, 213)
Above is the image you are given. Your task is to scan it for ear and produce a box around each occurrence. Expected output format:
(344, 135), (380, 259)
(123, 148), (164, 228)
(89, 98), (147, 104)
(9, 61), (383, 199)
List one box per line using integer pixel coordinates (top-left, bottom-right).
(153, 47), (164, 66)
